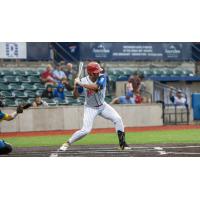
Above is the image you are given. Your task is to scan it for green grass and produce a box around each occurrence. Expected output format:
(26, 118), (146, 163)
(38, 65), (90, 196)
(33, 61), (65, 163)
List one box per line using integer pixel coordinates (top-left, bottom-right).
(1, 129), (200, 148)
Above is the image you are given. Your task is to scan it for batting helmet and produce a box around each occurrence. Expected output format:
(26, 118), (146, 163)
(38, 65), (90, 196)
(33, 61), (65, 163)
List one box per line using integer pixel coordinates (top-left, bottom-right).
(87, 62), (103, 74)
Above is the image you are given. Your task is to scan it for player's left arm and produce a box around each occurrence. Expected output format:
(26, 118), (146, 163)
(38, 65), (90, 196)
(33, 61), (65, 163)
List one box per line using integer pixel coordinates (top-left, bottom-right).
(75, 75), (106, 92)
(0, 103), (31, 121)
(1, 112), (18, 121)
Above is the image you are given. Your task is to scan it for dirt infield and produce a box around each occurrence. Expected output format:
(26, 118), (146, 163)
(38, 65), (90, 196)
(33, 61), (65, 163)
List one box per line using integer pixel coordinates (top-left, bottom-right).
(2, 143), (200, 157)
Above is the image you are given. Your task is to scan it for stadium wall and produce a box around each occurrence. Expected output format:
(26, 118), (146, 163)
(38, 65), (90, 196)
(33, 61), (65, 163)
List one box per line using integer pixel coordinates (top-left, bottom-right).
(0, 104), (163, 133)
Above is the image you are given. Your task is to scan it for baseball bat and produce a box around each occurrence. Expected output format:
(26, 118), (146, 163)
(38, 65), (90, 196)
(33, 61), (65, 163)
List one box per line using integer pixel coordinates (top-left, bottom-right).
(77, 62), (84, 79)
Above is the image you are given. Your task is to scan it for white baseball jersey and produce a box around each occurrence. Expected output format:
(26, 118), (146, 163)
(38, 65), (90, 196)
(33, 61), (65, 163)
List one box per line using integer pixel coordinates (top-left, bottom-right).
(171, 96), (187, 105)
(79, 74), (106, 107)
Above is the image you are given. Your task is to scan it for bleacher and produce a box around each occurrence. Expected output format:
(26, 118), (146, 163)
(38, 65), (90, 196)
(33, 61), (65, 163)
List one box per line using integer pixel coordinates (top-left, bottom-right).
(107, 67), (196, 81)
(0, 66), (198, 107)
(0, 68), (86, 107)
(0, 68), (114, 107)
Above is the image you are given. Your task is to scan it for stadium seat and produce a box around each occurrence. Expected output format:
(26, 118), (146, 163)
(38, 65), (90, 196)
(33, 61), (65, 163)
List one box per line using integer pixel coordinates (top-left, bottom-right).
(21, 83), (37, 90)
(27, 98), (35, 104)
(35, 90), (43, 96)
(12, 90), (27, 98)
(0, 91), (14, 98)
(152, 69), (163, 76)
(182, 69), (194, 76)
(172, 69), (183, 76)
(109, 75), (118, 82)
(113, 69), (123, 76)
(16, 76), (30, 83)
(161, 69), (172, 77)
(64, 90), (73, 97)
(0, 77), (6, 83)
(66, 97), (82, 105)
(37, 68), (45, 74)
(0, 70), (14, 76)
(142, 69), (152, 77)
(15, 98), (28, 106)
(28, 76), (41, 83)
(54, 98), (69, 106)
(123, 68), (134, 76)
(24, 90), (36, 98)
(13, 70), (27, 76)
(105, 96), (112, 103)
(117, 75), (129, 81)
(8, 83), (23, 91)
(26, 70), (40, 76)
(0, 83), (9, 91)
(4, 76), (19, 83)
(34, 83), (45, 90)
(107, 69), (115, 76)
(42, 98), (57, 106)
(4, 98), (16, 107)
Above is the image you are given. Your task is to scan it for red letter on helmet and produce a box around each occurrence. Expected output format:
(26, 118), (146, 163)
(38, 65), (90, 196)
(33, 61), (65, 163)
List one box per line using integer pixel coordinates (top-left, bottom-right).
(87, 62), (103, 74)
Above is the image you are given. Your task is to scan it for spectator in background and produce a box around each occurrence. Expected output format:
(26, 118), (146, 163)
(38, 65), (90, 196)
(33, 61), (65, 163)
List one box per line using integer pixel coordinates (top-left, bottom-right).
(42, 84), (54, 99)
(53, 63), (67, 84)
(32, 95), (48, 107)
(111, 91), (135, 104)
(134, 91), (143, 104)
(64, 63), (76, 81)
(126, 75), (134, 93)
(40, 64), (56, 86)
(62, 62), (76, 91)
(130, 72), (141, 94)
(169, 88), (187, 106)
(53, 83), (65, 100)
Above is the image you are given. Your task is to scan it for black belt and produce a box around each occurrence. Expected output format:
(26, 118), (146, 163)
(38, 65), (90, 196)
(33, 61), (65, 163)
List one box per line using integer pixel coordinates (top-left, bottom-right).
(94, 104), (103, 107)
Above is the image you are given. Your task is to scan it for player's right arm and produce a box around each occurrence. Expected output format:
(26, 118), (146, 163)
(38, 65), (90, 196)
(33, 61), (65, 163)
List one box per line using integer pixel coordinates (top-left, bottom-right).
(73, 84), (84, 98)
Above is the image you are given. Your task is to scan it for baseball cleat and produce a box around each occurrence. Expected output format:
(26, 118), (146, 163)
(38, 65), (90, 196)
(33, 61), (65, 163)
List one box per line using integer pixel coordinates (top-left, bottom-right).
(124, 143), (132, 150)
(59, 142), (70, 151)
(117, 131), (126, 150)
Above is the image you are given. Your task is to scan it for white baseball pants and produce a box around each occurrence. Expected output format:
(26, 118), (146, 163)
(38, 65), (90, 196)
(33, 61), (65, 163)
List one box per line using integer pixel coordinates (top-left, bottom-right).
(68, 103), (124, 144)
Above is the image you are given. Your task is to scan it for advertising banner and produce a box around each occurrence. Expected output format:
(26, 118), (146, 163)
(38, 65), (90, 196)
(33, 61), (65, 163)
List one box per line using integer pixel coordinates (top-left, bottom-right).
(79, 42), (192, 61)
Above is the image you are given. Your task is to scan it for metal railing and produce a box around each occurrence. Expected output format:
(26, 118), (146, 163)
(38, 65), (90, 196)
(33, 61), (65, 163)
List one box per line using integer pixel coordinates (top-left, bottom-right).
(154, 81), (190, 124)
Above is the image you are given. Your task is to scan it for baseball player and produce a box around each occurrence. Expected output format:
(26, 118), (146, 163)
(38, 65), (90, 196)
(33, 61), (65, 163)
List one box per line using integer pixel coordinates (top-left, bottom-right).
(0, 102), (31, 155)
(0, 105), (23, 155)
(59, 62), (130, 151)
